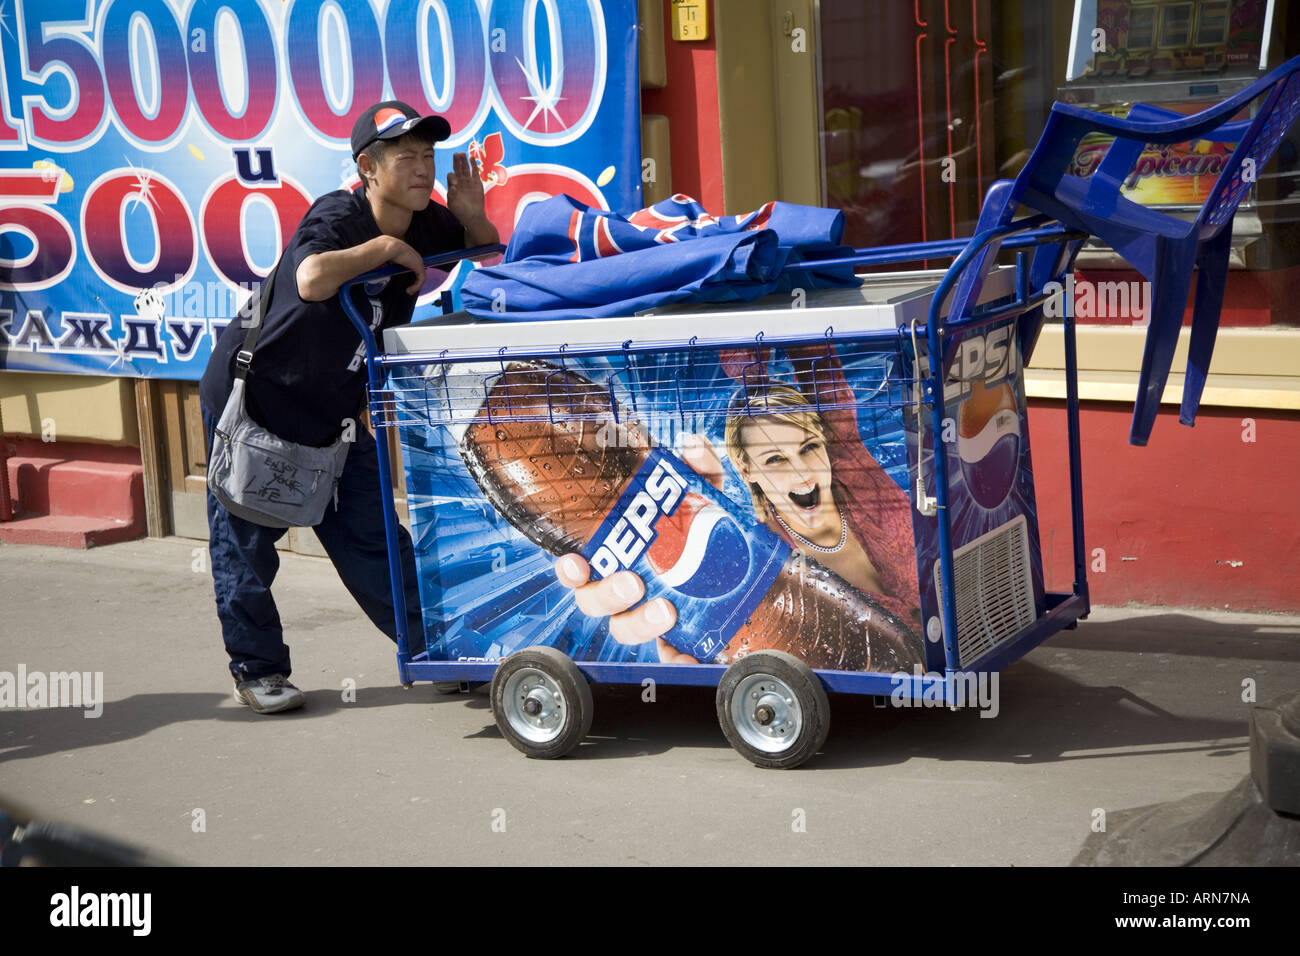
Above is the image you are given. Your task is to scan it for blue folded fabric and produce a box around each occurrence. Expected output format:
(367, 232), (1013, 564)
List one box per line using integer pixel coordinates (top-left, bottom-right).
(462, 193), (859, 320)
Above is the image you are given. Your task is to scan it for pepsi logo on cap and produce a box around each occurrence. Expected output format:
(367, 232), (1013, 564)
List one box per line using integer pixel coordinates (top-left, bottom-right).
(373, 107), (407, 135)
(646, 494), (750, 599)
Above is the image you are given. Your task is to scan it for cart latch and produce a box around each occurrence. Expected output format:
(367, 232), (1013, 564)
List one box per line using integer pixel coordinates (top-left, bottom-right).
(915, 477), (938, 517)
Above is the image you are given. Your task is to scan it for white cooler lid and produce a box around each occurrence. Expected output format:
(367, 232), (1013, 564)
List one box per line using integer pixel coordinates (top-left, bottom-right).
(382, 266), (1016, 357)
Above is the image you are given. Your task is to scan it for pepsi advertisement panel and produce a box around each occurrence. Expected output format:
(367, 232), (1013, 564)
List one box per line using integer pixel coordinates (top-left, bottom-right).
(908, 316), (1047, 665)
(0, 0), (641, 380)
(393, 342), (931, 674)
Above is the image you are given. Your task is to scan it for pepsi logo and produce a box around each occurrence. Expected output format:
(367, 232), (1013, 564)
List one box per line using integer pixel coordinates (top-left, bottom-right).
(374, 107), (407, 134)
(647, 494), (749, 599)
(957, 380), (1021, 509)
(587, 457), (688, 579)
(943, 325), (1018, 404)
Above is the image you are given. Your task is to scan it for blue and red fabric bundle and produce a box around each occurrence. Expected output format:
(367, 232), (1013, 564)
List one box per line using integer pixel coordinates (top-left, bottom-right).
(461, 193), (859, 320)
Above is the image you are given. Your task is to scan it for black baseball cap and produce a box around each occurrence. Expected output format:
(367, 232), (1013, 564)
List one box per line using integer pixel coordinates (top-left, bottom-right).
(350, 101), (451, 159)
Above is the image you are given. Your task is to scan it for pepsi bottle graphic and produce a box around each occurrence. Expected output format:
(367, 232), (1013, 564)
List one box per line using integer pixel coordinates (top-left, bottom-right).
(957, 379), (1021, 509)
(458, 361), (926, 672)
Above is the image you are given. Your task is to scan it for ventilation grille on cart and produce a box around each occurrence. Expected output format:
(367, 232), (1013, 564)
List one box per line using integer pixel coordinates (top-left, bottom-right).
(934, 514), (1035, 668)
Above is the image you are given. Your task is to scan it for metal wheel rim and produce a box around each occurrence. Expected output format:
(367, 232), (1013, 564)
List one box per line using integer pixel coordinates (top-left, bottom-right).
(731, 672), (803, 754)
(502, 666), (568, 744)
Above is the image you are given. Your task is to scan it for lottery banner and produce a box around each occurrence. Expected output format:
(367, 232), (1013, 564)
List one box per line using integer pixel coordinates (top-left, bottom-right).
(0, 0), (641, 379)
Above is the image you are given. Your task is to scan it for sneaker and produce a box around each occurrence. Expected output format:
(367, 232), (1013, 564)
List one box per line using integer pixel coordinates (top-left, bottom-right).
(234, 674), (305, 714)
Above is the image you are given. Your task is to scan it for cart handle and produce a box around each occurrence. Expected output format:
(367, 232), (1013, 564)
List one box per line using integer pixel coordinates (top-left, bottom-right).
(335, 241), (503, 677)
(340, 242), (506, 291)
(795, 223), (1085, 272)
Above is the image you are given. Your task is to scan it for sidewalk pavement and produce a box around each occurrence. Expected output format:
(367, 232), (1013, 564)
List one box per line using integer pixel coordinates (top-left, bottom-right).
(2, 536), (1297, 866)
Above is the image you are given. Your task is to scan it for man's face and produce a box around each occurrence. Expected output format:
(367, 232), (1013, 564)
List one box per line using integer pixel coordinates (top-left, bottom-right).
(364, 134), (436, 211)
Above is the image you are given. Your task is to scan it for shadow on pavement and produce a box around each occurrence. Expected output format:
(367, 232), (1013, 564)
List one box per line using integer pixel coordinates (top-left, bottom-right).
(814, 660), (1249, 771)
(4, 608), (1284, 769)
(553, 662), (1249, 768)
(0, 684), (471, 764)
(1046, 612), (1300, 662)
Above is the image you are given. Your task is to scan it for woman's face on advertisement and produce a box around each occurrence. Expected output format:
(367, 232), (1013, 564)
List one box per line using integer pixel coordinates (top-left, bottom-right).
(737, 419), (837, 537)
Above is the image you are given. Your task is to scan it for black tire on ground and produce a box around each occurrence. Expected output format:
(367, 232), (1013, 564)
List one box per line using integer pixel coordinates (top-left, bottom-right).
(491, 646), (594, 759)
(716, 650), (830, 769)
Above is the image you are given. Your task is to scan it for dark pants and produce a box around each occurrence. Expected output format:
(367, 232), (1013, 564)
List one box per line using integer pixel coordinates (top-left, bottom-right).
(203, 403), (423, 682)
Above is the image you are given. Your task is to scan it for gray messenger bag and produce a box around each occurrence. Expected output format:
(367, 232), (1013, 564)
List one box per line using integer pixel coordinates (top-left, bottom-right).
(207, 263), (351, 528)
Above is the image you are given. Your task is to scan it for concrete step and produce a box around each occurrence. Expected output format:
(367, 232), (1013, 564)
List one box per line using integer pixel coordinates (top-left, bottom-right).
(7, 454), (143, 520)
(2, 439), (146, 548)
(0, 513), (145, 549)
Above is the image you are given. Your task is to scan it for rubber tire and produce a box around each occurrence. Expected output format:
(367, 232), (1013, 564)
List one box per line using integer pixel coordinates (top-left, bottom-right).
(491, 646), (594, 759)
(716, 651), (830, 769)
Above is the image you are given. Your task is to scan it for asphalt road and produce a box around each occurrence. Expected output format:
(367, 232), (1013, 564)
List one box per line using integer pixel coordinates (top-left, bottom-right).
(2, 537), (1297, 866)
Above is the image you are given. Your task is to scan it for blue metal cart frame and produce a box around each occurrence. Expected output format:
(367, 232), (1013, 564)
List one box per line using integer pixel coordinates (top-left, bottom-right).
(339, 219), (1091, 707)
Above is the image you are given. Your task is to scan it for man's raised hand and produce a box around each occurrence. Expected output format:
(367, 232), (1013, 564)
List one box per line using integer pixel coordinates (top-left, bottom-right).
(446, 151), (487, 225)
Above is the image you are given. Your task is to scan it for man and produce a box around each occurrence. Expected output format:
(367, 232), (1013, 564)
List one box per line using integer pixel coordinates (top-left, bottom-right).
(199, 100), (499, 713)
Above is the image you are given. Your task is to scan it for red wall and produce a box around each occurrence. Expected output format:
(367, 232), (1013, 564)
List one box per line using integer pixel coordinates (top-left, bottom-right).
(640, 0), (724, 211)
(1028, 401), (1300, 611)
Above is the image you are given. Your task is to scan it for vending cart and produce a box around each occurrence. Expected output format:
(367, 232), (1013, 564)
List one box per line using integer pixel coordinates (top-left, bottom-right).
(342, 53), (1300, 768)
(344, 236), (1092, 769)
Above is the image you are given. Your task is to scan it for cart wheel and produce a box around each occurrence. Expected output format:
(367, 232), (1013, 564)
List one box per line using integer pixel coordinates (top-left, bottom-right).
(716, 651), (829, 769)
(491, 647), (593, 759)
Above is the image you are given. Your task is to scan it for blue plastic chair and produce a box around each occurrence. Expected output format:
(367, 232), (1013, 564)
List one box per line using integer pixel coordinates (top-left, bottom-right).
(963, 54), (1300, 445)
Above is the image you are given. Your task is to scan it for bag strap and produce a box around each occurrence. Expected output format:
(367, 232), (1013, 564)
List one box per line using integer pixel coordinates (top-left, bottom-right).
(233, 260), (280, 382)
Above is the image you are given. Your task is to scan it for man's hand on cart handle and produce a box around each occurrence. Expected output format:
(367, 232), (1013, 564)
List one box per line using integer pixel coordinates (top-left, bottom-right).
(296, 235), (428, 300)
(385, 237), (429, 295)
(552, 434), (726, 665)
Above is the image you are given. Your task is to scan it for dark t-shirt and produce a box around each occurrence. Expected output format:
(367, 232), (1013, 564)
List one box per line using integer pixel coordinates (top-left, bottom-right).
(200, 187), (466, 446)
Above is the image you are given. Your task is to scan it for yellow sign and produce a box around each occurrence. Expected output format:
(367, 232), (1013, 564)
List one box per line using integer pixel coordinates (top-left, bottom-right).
(671, 0), (708, 41)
